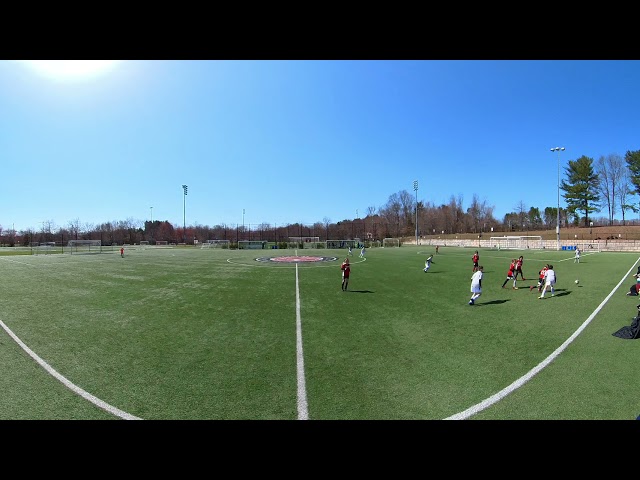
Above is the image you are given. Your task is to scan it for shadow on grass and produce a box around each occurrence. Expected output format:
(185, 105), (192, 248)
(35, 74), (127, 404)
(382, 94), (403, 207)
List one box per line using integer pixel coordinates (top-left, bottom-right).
(552, 290), (571, 297)
(345, 290), (375, 294)
(474, 299), (511, 306)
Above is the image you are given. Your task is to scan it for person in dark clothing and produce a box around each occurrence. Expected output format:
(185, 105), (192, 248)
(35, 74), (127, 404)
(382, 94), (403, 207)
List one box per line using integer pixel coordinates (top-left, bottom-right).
(627, 273), (640, 296)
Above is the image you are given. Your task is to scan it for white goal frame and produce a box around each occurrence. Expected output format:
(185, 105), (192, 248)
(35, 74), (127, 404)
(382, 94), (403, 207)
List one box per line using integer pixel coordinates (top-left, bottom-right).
(382, 238), (400, 248)
(567, 242), (601, 253)
(490, 236), (543, 250)
(326, 240), (358, 249)
(202, 240), (231, 249)
(33, 242), (59, 255)
(67, 239), (103, 254)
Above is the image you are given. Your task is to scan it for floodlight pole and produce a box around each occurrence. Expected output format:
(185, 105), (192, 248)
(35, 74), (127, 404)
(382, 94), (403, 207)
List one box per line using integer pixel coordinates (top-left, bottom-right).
(413, 180), (418, 246)
(150, 206), (153, 242)
(243, 209), (245, 241)
(550, 147), (565, 251)
(182, 185), (188, 244)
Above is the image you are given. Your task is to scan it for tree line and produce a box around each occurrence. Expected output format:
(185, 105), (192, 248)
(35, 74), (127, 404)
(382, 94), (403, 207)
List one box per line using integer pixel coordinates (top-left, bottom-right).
(1, 149), (639, 246)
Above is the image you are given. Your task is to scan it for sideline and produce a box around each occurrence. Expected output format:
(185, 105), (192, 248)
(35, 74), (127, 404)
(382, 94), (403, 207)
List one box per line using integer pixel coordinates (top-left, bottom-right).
(445, 256), (640, 420)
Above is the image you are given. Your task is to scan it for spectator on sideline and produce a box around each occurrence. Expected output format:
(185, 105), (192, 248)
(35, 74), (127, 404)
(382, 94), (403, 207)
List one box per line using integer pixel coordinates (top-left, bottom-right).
(341, 258), (351, 291)
(539, 264), (556, 299)
(472, 251), (479, 272)
(501, 259), (518, 289)
(515, 255), (525, 280)
(626, 273), (640, 296)
(424, 254), (434, 272)
(469, 265), (484, 305)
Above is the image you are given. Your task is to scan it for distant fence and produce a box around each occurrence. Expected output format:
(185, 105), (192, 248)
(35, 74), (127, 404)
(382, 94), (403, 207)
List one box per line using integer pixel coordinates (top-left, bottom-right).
(414, 238), (640, 252)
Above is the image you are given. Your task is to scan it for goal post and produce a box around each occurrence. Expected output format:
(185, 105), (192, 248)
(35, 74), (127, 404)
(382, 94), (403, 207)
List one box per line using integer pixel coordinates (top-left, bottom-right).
(568, 242), (601, 253)
(326, 240), (358, 249)
(67, 239), (103, 254)
(489, 236), (543, 250)
(382, 238), (400, 248)
(33, 242), (59, 255)
(201, 240), (231, 249)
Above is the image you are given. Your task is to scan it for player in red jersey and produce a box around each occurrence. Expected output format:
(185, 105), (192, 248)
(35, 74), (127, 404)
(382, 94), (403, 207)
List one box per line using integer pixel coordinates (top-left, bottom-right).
(530, 264), (548, 293)
(501, 259), (518, 289)
(472, 251), (479, 272)
(515, 255), (525, 280)
(341, 258), (351, 291)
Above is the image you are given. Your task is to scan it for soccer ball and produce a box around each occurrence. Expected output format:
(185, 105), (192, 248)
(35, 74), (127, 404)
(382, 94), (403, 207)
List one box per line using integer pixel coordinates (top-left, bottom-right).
(575, 279), (579, 284)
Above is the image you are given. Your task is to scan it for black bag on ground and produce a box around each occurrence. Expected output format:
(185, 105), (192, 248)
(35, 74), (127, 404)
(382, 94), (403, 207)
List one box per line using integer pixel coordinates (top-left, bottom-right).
(612, 314), (640, 339)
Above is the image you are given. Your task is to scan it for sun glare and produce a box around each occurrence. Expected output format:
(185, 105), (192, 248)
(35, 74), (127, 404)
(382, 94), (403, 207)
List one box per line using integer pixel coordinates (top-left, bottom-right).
(19, 60), (121, 81)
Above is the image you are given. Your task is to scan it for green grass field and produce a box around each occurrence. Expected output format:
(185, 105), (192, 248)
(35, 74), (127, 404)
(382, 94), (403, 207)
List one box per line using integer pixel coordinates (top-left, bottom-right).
(1, 244), (639, 420)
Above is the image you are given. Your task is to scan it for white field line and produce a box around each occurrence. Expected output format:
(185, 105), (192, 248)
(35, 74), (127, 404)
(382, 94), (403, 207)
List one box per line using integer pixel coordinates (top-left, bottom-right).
(445, 257), (640, 420)
(0, 320), (141, 420)
(295, 263), (309, 420)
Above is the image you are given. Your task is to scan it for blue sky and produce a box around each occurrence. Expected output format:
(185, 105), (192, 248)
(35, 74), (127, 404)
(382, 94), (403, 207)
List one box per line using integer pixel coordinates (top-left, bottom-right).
(2, 60), (640, 233)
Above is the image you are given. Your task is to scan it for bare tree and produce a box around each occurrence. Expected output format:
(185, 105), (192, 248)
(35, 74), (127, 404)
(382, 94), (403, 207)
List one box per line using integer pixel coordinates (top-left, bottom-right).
(466, 194), (495, 233)
(398, 190), (414, 235)
(514, 201), (528, 231)
(444, 194), (464, 234)
(380, 193), (403, 237)
(68, 218), (81, 240)
(366, 206), (376, 217)
(618, 169), (635, 225)
(596, 153), (625, 224)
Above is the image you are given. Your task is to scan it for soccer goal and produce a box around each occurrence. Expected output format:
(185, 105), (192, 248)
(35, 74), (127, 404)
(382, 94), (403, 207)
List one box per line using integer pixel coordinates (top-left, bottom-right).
(326, 240), (357, 249)
(67, 239), (103, 254)
(155, 241), (170, 247)
(382, 238), (400, 248)
(572, 242), (601, 253)
(33, 242), (59, 255)
(201, 240), (230, 249)
(489, 236), (543, 250)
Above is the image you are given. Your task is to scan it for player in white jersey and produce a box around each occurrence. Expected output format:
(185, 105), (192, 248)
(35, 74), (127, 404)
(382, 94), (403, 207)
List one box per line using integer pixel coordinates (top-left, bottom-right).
(424, 254), (434, 272)
(539, 264), (557, 299)
(469, 266), (484, 305)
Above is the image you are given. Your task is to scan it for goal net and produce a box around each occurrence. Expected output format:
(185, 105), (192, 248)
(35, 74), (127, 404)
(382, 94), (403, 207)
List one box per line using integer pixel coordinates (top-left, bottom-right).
(33, 242), (59, 255)
(566, 242), (601, 253)
(382, 238), (400, 248)
(67, 239), (102, 254)
(202, 240), (231, 249)
(489, 236), (543, 250)
(326, 240), (358, 249)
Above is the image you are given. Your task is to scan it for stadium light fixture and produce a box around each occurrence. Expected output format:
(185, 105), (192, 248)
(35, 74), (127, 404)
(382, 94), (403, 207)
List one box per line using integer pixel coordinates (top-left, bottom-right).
(413, 180), (419, 246)
(550, 147), (565, 251)
(182, 185), (188, 244)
